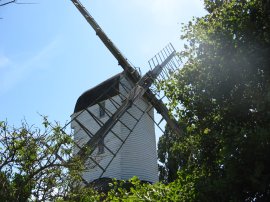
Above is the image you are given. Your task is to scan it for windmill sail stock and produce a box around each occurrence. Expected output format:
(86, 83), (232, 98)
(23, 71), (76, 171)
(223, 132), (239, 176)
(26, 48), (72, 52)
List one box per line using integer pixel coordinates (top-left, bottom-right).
(49, 0), (185, 185)
(61, 45), (181, 185)
(70, 0), (183, 136)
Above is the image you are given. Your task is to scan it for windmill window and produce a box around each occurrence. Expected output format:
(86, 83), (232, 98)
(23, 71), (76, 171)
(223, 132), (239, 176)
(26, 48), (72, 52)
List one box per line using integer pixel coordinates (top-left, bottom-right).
(98, 138), (104, 154)
(99, 101), (106, 118)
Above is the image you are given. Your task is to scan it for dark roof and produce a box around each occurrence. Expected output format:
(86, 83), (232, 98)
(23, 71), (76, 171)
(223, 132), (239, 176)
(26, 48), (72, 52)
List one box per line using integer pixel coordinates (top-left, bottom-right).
(74, 73), (122, 113)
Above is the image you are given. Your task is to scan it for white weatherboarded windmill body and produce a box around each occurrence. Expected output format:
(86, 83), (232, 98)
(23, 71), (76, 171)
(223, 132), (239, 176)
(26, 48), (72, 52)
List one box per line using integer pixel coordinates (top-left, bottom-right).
(71, 73), (158, 183)
(68, 0), (183, 186)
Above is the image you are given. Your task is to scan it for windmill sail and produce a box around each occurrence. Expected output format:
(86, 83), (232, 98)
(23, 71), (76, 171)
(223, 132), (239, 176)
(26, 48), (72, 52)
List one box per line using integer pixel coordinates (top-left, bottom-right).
(63, 45), (180, 185)
(41, 0), (188, 185)
(70, 0), (183, 137)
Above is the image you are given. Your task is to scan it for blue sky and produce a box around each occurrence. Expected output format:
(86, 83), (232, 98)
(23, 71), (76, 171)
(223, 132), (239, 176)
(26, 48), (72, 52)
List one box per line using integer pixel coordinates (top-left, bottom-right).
(0, 0), (206, 129)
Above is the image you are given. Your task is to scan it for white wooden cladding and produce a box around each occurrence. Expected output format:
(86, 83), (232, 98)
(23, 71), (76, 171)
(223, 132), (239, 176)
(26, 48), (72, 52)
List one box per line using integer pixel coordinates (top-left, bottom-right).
(71, 74), (158, 183)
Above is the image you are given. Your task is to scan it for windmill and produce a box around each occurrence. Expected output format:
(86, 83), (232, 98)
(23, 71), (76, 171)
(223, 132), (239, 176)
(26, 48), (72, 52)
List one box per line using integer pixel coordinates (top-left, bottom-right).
(66, 0), (183, 185)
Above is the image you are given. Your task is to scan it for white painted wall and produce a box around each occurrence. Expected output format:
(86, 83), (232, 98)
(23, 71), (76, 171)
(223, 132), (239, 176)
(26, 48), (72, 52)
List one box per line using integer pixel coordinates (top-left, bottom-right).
(71, 74), (158, 183)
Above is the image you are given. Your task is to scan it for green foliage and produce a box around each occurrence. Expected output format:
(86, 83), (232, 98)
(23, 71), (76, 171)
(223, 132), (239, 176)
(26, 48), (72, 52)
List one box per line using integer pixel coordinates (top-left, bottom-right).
(158, 0), (270, 201)
(56, 186), (103, 202)
(0, 118), (85, 201)
(105, 176), (195, 201)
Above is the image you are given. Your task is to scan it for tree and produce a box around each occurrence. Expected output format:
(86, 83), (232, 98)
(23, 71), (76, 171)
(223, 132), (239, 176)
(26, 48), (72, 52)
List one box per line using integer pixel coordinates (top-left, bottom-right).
(158, 125), (185, 183)
(158, 0), (270, 200)
(0, 118), (85, 201)
(0, 0), (16, 7)
(0, 0), (37, 8)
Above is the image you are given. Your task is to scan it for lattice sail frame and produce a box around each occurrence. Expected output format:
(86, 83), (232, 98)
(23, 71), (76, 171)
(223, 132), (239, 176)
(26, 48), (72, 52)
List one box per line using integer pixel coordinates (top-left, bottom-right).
(147, 43), (181, 134)
(71, 75), (152, 183)
(45, 0), (184, 185)
(52, 43), (181, 185)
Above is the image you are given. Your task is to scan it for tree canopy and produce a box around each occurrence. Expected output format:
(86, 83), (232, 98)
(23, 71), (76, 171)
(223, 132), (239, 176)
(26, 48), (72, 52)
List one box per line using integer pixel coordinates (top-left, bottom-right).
(158, 0), (270, 200)
(0, 118), (88, 201)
